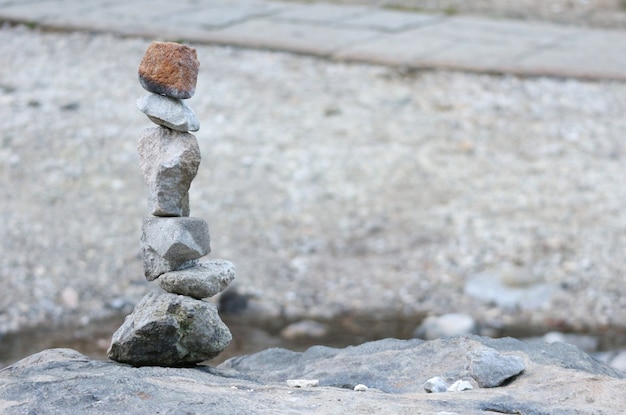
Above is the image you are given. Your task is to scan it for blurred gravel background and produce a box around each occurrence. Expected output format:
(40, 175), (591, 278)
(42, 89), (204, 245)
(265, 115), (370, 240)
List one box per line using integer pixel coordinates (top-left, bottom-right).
(1, 19), (626, 361)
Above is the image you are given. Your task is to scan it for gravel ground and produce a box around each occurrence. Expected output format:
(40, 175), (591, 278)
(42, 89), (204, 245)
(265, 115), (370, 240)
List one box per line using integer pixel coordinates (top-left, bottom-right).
(1, 24), (626, 355)
(305, 0), (626, 29)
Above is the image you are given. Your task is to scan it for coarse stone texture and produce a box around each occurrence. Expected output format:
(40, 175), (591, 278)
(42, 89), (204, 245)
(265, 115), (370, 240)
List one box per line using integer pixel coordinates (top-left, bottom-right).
(137, 93), (200, 132)
(467, 347), (526, 387)
(107, 292), (231, 367)
(158, 259), (235, 299)
(138, 41), (199, 99)
(137, 126), (200, 217)
(141, 217), (210, 281)
(2, 336), (625, 414)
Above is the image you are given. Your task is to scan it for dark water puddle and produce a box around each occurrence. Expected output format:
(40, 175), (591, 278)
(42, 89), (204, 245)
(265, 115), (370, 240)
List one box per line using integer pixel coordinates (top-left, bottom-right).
(1, 312), (625, 369)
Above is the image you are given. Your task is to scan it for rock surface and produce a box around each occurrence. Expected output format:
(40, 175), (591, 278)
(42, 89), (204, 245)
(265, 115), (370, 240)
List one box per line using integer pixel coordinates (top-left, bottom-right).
(2, 336), (624, 414)
(158, 259), (235, 299)
(141, 217), (210, 281)
(137, 126), (200, 217)
(107, 292), (231, 367)
(138, 41), (199, 99)
(137, 93), (200, 132)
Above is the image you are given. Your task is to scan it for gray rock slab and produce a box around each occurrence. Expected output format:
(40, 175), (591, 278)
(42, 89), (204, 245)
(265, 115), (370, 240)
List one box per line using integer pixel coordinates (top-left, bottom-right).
(2, 336), (625, 415)
(141, 216), (210, 281)
(218, 335), (624, 393)
(137, 126), (200, 217)
(107, 292), (231, 367)
(137, 93), (199, 132)
(158, 259), (235, 299)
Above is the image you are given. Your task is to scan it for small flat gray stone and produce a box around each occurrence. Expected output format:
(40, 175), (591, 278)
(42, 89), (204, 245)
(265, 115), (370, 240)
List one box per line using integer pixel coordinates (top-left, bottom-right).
(137, 126), (200, 217)
(108, 292), (231, 367)
(158, 259), (235, 299)
(137, 93), (200, 132)
(467, 347), (525, 388)
(141, 217), (210, 281)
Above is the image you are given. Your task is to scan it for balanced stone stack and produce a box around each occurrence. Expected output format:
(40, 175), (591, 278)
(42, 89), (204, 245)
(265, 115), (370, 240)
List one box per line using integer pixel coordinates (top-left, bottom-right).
(107, 42), (234, 367)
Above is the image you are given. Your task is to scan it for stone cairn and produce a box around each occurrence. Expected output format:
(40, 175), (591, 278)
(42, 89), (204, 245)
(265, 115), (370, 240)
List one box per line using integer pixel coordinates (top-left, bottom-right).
(107, 42), (234, 367)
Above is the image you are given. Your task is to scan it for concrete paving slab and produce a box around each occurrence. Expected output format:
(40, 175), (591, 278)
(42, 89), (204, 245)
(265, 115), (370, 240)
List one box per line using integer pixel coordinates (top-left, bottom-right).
(0, 0), (625, 81)
(270, 2), (371, 24)
(165, 4), (293, 30)
(333, 29), (453, 66)
(413, 16), (581, 47)
(337, 9), (443, 33)
(0, 0), (90, 21)
(515, 29), (626, 80)
(204, 18), (381, 56)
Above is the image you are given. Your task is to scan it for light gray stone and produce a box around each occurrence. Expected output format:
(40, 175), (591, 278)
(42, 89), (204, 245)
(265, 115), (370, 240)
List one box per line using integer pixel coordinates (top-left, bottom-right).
(286, 379), (319, 388)
(107, 292), (231, 367)
(137, 126), (200, 217)
(467, 347), (526, 388)
(424, 376), (449, 393)
(158, 259), (235, 299)
(137, 93), (200, 132)
(414, 313), (477, 340)
(447, 379), (473, 392)
(141, 216), (210, 281)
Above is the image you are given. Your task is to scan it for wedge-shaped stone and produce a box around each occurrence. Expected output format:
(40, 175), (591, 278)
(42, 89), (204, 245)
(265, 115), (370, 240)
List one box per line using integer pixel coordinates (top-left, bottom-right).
(137, 93), (200, 132)
(137, 126), (200, 217)
(107, 292), (231, 367)
(138, 41), (199, 99)
(141, 217), (210, 281)
(158, 259), (235, 299)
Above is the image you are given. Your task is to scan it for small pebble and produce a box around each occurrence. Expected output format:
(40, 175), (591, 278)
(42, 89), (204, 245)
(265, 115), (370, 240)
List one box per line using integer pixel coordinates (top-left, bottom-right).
(353, 384), (368, 392)
(447, 380), (473, 392)
(424, 376), (449, 393)
(286, 379), (319, 388)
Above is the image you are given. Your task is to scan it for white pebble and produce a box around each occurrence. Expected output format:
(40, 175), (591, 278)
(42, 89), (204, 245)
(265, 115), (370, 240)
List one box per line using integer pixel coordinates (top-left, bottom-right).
(447, 380), (474, 392)
(286, 379), (319, 388)
(353, 384), (368, 392)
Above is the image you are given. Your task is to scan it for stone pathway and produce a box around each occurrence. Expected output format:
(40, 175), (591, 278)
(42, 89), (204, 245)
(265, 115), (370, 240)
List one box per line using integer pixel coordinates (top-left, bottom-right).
(1, 0), (626, 80)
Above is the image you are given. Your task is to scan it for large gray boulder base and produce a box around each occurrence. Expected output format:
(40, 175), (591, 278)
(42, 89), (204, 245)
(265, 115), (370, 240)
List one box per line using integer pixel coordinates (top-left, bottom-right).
(2, 336), (624, 415)
(137, 93), (200, 132)
(141, 216), (210, 281)
(158, 259), (235, 299)
(137, 126), (200, 217)
(107, 292), (231, 367)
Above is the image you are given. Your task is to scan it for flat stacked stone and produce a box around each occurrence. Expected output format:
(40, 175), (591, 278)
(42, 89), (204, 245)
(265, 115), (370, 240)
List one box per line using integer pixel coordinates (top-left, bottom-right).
(108, 41), (234, 367)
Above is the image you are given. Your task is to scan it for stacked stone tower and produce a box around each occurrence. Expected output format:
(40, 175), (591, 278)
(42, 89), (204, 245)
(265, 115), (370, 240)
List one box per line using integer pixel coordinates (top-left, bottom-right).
(107, 42), (234, 367)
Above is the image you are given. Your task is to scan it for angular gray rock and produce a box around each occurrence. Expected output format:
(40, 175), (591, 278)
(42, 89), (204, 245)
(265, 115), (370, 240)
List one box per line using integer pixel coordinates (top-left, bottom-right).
(467, 347), (526, 387)
(107, 292), (231, 367)
(158, 259), (235, 299)
(137, 126), (200, 217)
(2, 336), (624, 415)
(141, 216), (210, 281)
(137, 93), (200, 132)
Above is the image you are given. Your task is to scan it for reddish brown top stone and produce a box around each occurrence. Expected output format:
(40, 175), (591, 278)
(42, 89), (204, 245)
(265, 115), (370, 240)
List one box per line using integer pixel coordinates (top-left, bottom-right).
(138, 42), (199, 99)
